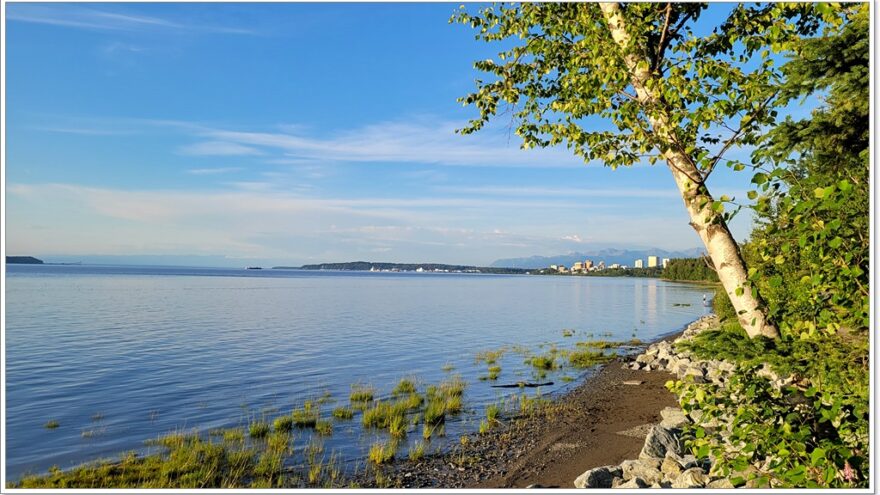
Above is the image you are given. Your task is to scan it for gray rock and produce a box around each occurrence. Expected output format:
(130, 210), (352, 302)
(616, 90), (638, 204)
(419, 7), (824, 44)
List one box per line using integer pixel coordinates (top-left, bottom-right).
(613, 477), (650, 488)
(639, 425), (681, 460)
(707, 477), (735, 488)
(659, 407), (689, 429)
(660, 455), (683, 478)
(635, 354), (653, 365)
(671, 467), (707, 488)
(574, 465), (622, 489)
(717, 361), (736, 373)
(620, 459), (662, 485)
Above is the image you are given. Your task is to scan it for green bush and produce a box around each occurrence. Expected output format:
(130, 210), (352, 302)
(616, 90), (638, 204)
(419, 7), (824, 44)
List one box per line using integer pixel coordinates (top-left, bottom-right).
(712, 289), (737, 322)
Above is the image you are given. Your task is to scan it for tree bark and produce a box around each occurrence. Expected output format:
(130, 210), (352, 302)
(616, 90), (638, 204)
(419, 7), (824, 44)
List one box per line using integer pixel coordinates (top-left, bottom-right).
(599, 2), (779, 339)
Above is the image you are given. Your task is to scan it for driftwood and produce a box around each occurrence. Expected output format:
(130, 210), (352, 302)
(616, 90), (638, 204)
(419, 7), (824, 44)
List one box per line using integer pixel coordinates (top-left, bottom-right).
(490, 381), (553, 389)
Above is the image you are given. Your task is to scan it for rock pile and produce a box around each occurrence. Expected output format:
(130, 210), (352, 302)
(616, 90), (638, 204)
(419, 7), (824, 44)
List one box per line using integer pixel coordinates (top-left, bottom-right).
(574, 315), (740, 489)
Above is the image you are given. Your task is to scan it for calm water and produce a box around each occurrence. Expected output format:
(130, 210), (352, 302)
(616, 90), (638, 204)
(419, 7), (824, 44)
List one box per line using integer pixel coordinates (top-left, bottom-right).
(5, 265), (710, 479)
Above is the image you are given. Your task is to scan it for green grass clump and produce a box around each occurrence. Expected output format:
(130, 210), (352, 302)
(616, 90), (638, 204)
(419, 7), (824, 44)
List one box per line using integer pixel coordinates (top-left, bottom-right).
(249, 420), (270, 439)
(424, 399), (446, 425)
(526, 354), (556, 370)
(567, 349), (615, 369)
(576, 339), (623, 349)
(291, 401), (319, 428)
(349, 385), (375, 403)
(408, 440), (426, 461)
(444, 395), (462, 414)
(368, 441), (396, 465)
(478, 420), (490, 435)
(362, 401), (408, 430)
(399, 392), (424, 411)
(441, 362), (455, 372)
(438, 376), (466, 397)
(389, 415), (407, 437)
(562, 329), (575, 337)
(475, 349), (505, 365)
(487, 365), (502, 380)
(314, 420), (333, 436)
(12, 430), (281, 488)
(486, 403), (501, 423)
(273, 416), (293, 432)
(223, 429), (245, 443)
(44, 419), (60, 430)
(331, 406), (354, 420)
(392, 378), (417, 395)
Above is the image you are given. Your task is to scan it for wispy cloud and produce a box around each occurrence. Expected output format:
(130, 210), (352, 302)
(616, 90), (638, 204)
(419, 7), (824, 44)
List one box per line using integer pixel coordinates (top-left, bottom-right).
(186, 167), (243, 175)
(178, 141), (265, 157)
(190, 119), (588, 168)
(7, 5), (256, 35)
(6, 182), (712, 263)
(433, 185), (679, 199)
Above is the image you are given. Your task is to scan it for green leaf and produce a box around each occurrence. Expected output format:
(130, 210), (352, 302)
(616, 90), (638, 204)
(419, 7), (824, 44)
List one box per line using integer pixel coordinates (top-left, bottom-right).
(810, 448), (826, 466)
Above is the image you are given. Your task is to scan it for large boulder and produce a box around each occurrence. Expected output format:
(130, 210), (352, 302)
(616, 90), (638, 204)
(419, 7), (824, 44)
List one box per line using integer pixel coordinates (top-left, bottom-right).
(619, 459), (662, 485)
(671, 467), (708, 488)
(659, 407), (689, 429)
(574, 465), (622, 489)
(707, 477), (735, 488)
(613, 477), (649, 488)
(639, 425), (682, 460)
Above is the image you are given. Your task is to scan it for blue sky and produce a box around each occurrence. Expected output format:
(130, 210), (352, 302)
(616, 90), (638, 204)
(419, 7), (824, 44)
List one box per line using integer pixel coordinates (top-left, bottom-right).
(5, 3), (799, 266)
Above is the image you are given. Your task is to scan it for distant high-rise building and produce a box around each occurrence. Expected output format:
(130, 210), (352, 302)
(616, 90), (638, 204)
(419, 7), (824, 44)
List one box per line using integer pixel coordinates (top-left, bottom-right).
(634, 259), (644, 268)
(662, 258), (670, 269)
(647, 255), (659, 268)
(572, 261), (584, 273)
(597, 261), (606, 270)
(610, 263), (620, 269)
(585, 260), (594, 270)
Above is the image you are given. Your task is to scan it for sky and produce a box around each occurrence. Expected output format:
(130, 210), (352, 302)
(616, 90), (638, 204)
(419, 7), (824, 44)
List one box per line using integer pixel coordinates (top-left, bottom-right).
(4, 3), (807, 267)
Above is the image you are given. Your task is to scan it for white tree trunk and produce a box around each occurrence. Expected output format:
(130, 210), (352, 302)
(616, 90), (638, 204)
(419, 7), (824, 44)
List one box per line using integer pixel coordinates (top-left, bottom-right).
(599, 2), (779, 339)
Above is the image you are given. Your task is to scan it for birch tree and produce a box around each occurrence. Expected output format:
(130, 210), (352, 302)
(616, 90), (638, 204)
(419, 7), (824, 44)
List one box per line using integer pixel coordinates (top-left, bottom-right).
(454, 2), (841, 339)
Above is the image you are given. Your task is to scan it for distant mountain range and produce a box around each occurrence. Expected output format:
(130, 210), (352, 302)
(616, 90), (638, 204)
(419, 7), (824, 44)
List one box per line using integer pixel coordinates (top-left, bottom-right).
(491, 247), (706, 269)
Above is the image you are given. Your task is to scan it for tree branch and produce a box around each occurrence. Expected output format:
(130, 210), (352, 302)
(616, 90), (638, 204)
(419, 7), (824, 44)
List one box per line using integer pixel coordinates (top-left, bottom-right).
(654, 3), (673, 69)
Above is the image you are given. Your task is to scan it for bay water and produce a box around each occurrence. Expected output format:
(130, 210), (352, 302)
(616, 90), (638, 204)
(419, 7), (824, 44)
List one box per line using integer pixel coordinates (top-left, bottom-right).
(5, 265), (710, 479)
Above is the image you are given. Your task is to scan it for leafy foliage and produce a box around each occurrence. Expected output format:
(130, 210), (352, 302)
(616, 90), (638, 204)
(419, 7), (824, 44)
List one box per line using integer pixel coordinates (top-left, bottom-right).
(668, 6), (869, 487)
(452, 3), (833, 172)
(746, 4), (869, 338)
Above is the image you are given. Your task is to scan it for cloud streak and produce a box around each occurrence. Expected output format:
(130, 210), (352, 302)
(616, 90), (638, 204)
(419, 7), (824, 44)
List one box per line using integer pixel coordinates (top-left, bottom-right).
(191, 119), (589, 168)
(7, 5), (256, 35)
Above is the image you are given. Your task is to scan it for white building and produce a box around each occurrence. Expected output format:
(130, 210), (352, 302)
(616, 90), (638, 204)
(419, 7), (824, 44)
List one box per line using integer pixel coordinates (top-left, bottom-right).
(662, 258), (670, 269)
(634, 259), (644, 268)
(647, 255), (659, 268)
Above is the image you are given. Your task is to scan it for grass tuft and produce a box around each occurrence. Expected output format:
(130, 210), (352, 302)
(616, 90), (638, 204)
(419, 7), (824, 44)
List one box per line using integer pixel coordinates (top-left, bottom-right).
(349, 384), (375, 403)
(368, 441), (396, 465)
(291, 401), (319, 428)
(392, 378), (417, 395)
(315, 420), (333, 436)
(273, 415), (293, 432)
(248, 420), (270, 439)
(331, 406), (354, 420)
(408, 440), (426, 461)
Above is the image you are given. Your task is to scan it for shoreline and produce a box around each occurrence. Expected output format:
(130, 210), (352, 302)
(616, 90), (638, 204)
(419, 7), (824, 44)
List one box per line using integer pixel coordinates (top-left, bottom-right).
(356, 316), (713, 488)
